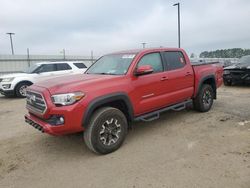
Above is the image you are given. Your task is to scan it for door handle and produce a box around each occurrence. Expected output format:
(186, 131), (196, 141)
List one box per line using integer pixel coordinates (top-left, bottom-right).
(161, 76), (168, 81)
(185, 72), (192, 76)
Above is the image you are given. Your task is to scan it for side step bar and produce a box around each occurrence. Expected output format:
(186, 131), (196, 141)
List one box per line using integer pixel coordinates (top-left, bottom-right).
(134, 100), (192, 122)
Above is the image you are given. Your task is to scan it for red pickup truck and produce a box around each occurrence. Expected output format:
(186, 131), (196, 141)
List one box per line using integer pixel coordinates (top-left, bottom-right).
(25, 48), (223, 154)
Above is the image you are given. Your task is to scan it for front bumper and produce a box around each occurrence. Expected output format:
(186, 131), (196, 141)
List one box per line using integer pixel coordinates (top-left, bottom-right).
(0, 81), (15, 96)
(25, 106), (86, 135)
(25, 88), (86, 135)
(223, 74), (250, 83)
(0, 88), (15, 96)
(25, 113), (61, 135)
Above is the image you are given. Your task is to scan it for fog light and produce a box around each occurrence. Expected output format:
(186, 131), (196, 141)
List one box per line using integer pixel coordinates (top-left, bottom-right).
(2, 84), (11, 89)
(47, 115), (65, 126)
(59, 117), (64, 124)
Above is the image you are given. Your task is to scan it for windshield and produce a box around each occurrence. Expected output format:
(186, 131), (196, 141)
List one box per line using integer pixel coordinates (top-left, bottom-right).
(237, 55), (250, 66)
(23, 64), (40, 73)
(86, 54), (136, 75)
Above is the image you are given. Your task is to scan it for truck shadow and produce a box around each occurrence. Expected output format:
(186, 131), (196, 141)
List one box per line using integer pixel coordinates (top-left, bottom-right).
(32, 109), (196, 158)
(33, 132), (96, 158)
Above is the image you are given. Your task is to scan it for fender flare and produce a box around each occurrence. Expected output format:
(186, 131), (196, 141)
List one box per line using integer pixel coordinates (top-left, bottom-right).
(197, 75), (217, 99)
(82, 92), (134, 128)
(14, 80), (33, 90)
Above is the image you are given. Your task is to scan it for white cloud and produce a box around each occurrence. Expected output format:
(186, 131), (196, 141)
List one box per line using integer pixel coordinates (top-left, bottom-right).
(0, 0), (249, 56)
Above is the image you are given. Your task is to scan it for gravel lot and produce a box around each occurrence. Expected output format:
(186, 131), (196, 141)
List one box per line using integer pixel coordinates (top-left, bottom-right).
(0, 86), (250, 188)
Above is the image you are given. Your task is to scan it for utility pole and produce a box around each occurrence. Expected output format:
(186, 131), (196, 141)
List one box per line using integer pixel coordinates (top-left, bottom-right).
(63, 49), (66, 60)
(27, 48), (31, 67)
(91, 50), (94, 64)
(60, 49), (66, 60)
(173, 3), (181, 48)
(141, 42), (147, 49)
(6, 32), (15, 55)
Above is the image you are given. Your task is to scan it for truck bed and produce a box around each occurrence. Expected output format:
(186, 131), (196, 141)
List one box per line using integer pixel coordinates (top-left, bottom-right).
(192, 62), (223, 97)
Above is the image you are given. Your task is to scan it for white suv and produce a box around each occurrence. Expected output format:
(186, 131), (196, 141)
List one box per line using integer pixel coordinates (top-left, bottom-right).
(0, 61), (88, 97)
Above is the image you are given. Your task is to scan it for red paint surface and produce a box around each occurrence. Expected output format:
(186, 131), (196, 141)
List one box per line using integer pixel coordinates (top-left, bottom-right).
(25, 48), (223, 135)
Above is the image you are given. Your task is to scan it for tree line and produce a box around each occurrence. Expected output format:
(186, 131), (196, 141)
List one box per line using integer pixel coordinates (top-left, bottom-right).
(199, 48), (250, 58)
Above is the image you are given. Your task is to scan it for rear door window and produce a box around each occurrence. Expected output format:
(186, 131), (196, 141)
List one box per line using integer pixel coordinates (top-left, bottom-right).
(73, 63), (87, 69)
(163, 51), (186, 71)
(56, 63), (72, 71)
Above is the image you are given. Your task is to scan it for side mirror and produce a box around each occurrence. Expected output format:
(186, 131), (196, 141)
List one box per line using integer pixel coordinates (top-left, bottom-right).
(135, 65), (154, 76)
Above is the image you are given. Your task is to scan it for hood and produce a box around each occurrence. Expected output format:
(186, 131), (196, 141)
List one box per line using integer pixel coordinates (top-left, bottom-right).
(32, 73), (122, 94)
(0, 73), (29, 78)
(224, 64), (250, 70)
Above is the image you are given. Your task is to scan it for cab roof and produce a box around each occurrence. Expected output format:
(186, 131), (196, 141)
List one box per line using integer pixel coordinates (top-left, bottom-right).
(109, 48), (183, 55)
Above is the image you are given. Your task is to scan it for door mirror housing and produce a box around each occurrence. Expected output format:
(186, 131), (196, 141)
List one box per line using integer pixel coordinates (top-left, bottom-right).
(135, 65), (154, 76)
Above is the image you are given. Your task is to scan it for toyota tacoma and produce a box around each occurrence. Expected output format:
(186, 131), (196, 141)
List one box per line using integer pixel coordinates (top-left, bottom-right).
(25, 48), (223, 154)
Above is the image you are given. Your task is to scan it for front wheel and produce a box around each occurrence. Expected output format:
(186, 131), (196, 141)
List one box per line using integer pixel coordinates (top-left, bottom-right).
(193, 84), (214, 112)
(84, 107), (128, 154)
(223, 79), (232, 86)
(15, 82), (32, 98)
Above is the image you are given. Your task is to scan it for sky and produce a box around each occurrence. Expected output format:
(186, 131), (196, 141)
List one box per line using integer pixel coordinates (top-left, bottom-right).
(0, 0), (250, 57)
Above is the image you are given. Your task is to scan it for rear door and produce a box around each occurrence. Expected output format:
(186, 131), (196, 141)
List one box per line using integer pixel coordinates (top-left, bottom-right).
(54, 63), (73, 76)
(161, 51), (194, 104)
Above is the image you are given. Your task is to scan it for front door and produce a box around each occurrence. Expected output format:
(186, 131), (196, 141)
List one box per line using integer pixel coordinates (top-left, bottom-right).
(131, 52), (168, 115)
(34, 64), (57, 82)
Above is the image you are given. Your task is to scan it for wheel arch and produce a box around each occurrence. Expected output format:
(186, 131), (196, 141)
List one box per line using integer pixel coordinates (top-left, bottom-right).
(197, 75), (217, 99)
(14, 80), (33, 91)
(82, 92), (134, 129)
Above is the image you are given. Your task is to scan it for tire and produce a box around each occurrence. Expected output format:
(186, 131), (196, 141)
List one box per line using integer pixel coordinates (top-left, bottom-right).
(84, 107), (128, 154)
(15, 82), (32, 98)
(223, 79), (232, 86)
(193, 84), (214, 112)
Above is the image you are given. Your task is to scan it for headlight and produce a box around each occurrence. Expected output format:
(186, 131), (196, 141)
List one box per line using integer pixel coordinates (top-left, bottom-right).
(51, 92), (85, 106)
(223, 70), (230, 75)
(2, 77), (15, 82)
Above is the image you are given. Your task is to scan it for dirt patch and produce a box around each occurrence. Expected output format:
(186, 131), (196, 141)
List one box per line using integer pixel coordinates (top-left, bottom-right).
(0, 86), (250, 188)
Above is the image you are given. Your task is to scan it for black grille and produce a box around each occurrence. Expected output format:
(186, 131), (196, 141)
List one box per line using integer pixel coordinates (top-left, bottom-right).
(231, 71), (244, 76)
(26, 91), (47, 114)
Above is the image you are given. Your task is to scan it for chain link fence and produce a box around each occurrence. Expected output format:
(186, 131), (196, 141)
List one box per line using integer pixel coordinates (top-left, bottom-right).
(0, 55), (97, 76)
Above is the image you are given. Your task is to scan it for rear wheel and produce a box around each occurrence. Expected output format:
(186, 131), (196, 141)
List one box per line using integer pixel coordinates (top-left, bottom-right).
(15, 82), (32, 98)
(84, 107), (128, 154)
(193, 84), (214, 112)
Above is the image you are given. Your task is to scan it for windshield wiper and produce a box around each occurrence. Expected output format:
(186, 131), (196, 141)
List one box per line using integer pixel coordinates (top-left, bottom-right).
(94, 72), (118, 75)
(85, 72), (118, 75)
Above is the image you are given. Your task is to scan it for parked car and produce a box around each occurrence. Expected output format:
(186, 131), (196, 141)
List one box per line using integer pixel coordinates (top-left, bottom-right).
(25, 48), (223, 154)
(223, 55), (250, 86)
(0, 61), (88, 97)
